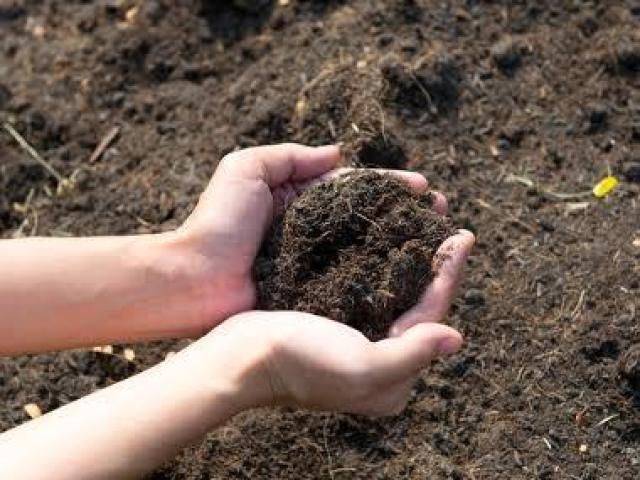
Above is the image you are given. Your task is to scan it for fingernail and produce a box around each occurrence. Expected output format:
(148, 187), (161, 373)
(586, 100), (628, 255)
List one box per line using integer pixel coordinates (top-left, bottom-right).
(438, 338), (461, 355)
(456, 229), (476, 242)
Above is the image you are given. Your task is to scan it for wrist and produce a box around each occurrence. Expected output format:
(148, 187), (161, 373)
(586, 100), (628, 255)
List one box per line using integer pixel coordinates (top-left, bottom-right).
(130, 232), (215, 338)
(152, 227), (256, 334)
(173, 322), (276, 416)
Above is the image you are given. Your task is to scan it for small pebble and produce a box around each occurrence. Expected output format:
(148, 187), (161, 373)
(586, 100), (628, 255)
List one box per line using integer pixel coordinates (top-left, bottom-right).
(23, 403), (42, 419)
(491, 39), (522, 72)
(586, 104), (608, 133)
(616, 42), (640, 73)
(464, 288), (486, 307)
(619, 344), (640, 393)
(623, 161), (640, 183)
(123, 348), (136, 362)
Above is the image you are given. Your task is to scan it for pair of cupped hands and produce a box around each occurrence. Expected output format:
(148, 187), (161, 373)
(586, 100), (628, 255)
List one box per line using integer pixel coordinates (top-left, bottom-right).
(172, 144), (474, 417)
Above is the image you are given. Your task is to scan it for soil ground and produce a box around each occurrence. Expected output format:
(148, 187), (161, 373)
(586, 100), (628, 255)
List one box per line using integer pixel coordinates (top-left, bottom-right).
(1, 1), (639, 478)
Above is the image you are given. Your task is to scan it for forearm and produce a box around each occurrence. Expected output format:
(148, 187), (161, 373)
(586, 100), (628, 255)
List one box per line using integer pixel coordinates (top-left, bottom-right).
(0, 233), (212, 354)
(0, 334), (263, 479)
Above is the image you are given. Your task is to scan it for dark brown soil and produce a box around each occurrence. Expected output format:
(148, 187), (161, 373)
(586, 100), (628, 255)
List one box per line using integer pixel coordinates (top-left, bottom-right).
(1, 1), (639, 479)
(256, 171), (453, 340)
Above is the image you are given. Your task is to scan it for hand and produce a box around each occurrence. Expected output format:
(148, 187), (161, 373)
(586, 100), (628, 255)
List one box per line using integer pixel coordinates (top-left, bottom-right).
(175, 144), (339, 327)
(184, 309), (464, 417)
(173, 143), (468, 333)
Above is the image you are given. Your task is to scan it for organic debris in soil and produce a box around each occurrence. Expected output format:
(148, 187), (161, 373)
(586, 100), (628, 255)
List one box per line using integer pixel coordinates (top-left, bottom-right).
(292, 62), (397, 164)
(255, 171), (454, 340)
(290, 54), (461, 169)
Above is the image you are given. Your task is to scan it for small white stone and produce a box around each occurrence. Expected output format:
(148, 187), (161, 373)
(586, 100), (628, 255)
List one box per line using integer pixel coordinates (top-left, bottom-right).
(23, 403), (42, 419)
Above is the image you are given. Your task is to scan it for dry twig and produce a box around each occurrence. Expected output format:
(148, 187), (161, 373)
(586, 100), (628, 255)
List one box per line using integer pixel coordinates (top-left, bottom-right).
(3, 122), (64, 182)
(3, 122), (75, 195)
(89, 126), (120, 164)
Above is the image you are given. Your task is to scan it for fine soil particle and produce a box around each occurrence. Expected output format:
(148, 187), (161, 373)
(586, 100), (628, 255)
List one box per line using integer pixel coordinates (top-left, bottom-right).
(255, 171), (453, 340)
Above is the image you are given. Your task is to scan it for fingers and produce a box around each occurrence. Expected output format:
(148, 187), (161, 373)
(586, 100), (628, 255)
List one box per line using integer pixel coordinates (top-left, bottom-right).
(368, 322), (463, 384)
(430, 191), (448, 216)
(220, 144), (340, 187)
(390, 230), (475, 336)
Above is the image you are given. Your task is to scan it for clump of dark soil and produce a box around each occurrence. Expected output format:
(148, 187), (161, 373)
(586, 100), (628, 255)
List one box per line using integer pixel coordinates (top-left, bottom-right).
(619, 344), (640, 399)
(255, 171), (453, 340)
(291, 53), (460, 168)
(490, 38), (524, 76)
(614, 37), (640, 74)
(623, 161), (640, 183)
(584, 103), (609, 134)
(380, 53), (461, 118)
(291, 62), (404, 166)
(598, 28), (640, 75)
(353, 132), (408, 169)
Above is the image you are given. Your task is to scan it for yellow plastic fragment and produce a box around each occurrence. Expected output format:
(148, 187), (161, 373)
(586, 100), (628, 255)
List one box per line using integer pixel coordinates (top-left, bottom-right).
(592, 176), (619, 198)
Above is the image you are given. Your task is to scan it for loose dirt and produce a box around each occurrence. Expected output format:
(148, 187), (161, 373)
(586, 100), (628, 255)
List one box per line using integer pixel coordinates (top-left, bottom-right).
(1, 1), (639, 479)
(256, 171), (453, 340)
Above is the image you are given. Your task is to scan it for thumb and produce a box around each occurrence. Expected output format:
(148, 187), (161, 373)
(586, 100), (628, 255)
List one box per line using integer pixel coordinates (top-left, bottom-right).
(183, 144), (340, 256)
(368, 323), (462, 384)
(390, 229), (475, 336)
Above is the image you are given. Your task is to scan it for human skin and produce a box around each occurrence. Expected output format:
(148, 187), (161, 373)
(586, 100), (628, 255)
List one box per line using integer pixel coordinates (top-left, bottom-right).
(0, 144), (474, 478)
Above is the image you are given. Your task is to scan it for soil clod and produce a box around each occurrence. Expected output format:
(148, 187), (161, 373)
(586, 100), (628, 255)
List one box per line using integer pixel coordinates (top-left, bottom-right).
(381, 54), (461, 117)
(463, 288), (486, 307)
(585, 104), (609, 134)
(619, 344), (640, 397)
(615, 41), (640, 73)
(623, 161), (640, 183)
(255, 171), (453, 340)
(354, 132), (408, 169)
(491, 38), (523, 75)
